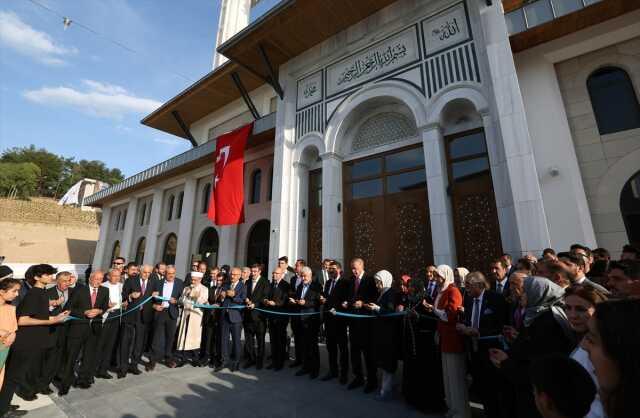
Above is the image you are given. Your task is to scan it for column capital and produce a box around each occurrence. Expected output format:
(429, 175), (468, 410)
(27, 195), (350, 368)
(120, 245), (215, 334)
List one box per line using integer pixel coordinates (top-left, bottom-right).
(419, 122), (443, 134)
(292, 161), (309, 170)
(319, 152), (343, 162)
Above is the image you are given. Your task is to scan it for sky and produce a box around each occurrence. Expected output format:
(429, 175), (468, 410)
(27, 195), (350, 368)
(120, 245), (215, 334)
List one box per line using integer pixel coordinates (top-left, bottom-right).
(0, 0), (221, 177)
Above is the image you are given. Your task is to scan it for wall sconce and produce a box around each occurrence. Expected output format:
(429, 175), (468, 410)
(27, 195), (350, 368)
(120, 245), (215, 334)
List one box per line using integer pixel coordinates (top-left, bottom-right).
(302, 209), (306, 218)
(548, 167), (560, 177)
(337, 203), (341, 213)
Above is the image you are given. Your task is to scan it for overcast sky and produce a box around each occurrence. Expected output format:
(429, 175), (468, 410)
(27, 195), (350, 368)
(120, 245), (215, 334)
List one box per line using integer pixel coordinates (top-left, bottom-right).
(0, 0), (221, 177)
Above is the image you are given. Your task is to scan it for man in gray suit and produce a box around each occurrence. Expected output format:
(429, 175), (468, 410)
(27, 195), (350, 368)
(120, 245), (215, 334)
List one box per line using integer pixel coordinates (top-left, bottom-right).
(558, 252), (609, 294)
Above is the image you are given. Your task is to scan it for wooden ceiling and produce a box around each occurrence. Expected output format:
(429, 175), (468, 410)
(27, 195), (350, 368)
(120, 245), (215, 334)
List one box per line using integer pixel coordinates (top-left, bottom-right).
(506, 0), (640, 53)
(143, 0), (398, 139)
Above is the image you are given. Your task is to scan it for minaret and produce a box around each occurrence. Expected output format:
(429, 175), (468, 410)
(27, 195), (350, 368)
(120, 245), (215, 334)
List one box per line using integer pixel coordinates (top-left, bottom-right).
(213, 0), (252, 69)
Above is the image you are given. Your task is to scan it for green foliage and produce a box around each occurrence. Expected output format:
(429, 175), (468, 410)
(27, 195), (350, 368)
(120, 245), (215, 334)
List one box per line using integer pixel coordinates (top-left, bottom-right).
(0, 145), (124, 198)
(0, 162), (41, 198)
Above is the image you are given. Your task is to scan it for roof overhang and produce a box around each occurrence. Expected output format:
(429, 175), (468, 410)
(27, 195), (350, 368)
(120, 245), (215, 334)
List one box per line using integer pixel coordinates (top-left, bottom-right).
(505, 0), (640, 53)
(143, 0), (399, 139)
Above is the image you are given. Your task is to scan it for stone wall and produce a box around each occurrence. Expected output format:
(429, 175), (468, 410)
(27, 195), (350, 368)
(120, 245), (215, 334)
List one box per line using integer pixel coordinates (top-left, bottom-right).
(556, 36), (640, 253)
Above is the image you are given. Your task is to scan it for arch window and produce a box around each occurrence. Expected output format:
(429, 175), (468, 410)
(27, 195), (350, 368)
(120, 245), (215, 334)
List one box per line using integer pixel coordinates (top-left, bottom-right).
(250, 170), (262, 204)
(587, 67), (640, 135)
(352, 112), (417, 153)
(176, 192), (184, 219)
(246, 220), (270, 267)
(202, 183), (211, 214)
(139, 204), (147, 226)
(621, 170), (640, 248)
(167, 195), (175, 221)
(111, 241), (121, 264)
(162, 233), (178, 265)
(135, 237), (146, 265)
(198, 227), (219, 267)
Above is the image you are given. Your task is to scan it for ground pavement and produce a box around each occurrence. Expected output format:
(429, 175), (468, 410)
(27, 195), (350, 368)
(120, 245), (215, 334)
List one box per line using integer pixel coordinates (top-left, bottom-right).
(13, 350), (448, 418)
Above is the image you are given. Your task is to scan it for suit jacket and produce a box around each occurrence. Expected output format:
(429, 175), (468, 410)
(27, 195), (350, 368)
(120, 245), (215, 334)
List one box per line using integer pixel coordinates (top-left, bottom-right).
(46, 286), (75, 345)
(203, 285), (224, 327)
(348, 273), (378, 306)
(491, 278), (510, 298)
(121, 275), (158, 323)
(293, 281), (322, 321)
(578, 277), (610, 295)
(289, 275), (303, 298)
(152, 279), (185, 320)
(314, 269), (329, 287)
(245, 277), (269, 323)
(221, 281), (246, 324)
(266, 279), (290, 317)
(322, 275), (352, 312)
(67, 284), (110, 337)
(463, 290), (508, 351)
(283, 270), (295, 284)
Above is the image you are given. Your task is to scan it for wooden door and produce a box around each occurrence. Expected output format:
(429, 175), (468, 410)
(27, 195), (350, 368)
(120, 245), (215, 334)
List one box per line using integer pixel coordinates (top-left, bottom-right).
(343, 145), (433, 278)
(445, 128), (502, 273)
(307, 169), (323, 269)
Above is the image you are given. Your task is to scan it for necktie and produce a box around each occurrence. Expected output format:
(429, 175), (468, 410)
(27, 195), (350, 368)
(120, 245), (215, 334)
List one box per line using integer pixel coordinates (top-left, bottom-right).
(497, 283), (503, 294)
(328, 279), (335, 295)
(91, 288), (97, 307)
(355, 277), (361, 296)
(472, 299), (481, 330)
(141, 279), (146, 295)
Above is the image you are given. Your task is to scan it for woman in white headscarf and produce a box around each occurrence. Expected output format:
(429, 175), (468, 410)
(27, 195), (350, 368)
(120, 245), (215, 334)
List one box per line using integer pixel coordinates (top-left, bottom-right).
(424, 265), (470, 418)
(176, 272), (209, 364)
(366, 270), (403, 401)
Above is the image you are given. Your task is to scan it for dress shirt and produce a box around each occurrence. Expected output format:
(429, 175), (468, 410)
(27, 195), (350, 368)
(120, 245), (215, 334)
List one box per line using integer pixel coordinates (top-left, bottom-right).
(575, 275), (586, 285)
(471, 290), (485, 330)
(161, 281), (175, 308)
(301, 283), (309, 299)
(102, 282), (123, 318)
(495, 278), (508, 294)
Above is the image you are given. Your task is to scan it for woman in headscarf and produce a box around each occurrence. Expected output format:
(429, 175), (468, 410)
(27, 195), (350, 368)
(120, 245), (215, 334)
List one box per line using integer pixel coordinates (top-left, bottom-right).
(366, 270), (402, 401)
(424, 265), (470, 418)
(175, 272), (209, 365)
(489, 276), (574, 418)
(453, 267), (469, 290)
(402, 275), (446, 413)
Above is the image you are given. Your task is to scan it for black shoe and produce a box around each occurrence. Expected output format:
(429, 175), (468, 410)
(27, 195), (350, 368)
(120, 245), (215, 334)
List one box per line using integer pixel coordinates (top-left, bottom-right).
(309, 372), (319, 380)
(256, 361), (263, 370)
(266, 363), (275, 370)
(2, 410), (28, 417)
(213, 365), (224, 372)
(242, 360), (255, 369)
(58, 387), (69, 396)
(231, 362), (240, 372)
(96, 372), (113, 379)
(339, 374), (348, 385)
(295, 369), (308, 377)
(274, 365), (283, 371)
(289, 361), (302, 368)
(145, 361), (156, 372)
(15, 391), (36, 402)
(321, 372), (337, 381)
(347, 377), (364, 390)
(76, 382), (91, 389)
(38, 387), (53, 395)
(117, 370), (127, 379)
(8, 405), (19, 411)
(364, 383), (377, 394)
(128, 366), (142, 375)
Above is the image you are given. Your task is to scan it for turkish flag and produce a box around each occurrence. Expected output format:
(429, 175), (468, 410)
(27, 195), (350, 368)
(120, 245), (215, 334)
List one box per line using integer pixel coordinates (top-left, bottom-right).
(207, 122), (253, 225)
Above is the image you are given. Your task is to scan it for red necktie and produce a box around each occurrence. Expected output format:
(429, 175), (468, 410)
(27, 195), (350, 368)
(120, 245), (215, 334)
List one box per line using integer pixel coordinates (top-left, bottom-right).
(141, 279), (146, 295)
(354, 277), (361, 296)
(91, 288), (97, 307)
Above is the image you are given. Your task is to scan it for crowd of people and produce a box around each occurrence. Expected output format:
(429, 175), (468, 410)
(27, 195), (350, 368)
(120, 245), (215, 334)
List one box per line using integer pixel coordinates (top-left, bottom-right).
(0, 244), (638, 418)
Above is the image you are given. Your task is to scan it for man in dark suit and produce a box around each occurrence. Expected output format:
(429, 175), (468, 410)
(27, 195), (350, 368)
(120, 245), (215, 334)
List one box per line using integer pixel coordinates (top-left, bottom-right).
(489, 258), (510, 298)
(320, 260), (351, 383)
(265, 266), (290, 371)
(458, 273), (508, 418)
(118, 264), (157, 378)
(243, 264), (269, 369)
(290, 266), (322, 379)
(314, 258), (332, 287)
(425, 265), (439, 303)
(278, 256), (295, 284)
(288, 259), (306, 368)
(146, 265), (184, 371)
(216, 267), (246, 372)
(347, 258), (379, 393)
(58, 270), (109, 394)
(150, 262), (167, 283)
(198, 273), (224, 368)
(558, 252), (610, 294)
(38, 271), (74, 394)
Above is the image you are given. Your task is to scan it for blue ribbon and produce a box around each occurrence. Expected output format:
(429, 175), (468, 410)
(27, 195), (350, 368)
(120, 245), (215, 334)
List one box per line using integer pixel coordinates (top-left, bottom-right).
(333, 311), (406, 319)
(194, 303), (245, 310)
(65, 296), (155, 322)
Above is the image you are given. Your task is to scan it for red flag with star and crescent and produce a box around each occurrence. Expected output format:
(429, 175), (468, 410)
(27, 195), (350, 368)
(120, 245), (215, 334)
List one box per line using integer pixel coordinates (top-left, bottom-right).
(207, 122), (253, 225)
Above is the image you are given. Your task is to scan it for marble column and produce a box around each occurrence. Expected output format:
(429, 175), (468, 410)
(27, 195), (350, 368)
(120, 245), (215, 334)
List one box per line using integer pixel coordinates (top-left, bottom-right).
(143, 188), (164, 266)
(217, 225), (238, 267)
(292, 161), (310, 262)
(120, 198), (139, 263)
(320, 152), (344, 264)
(478, 1), (551, 256)
(92, 206), (112, 270)
(175, 177), (198, 278)
(422, 124), (457, 267)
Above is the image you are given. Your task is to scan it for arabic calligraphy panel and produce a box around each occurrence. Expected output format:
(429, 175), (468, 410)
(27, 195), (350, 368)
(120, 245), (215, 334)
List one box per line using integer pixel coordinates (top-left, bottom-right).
(296, 70), (323, 110)
(326, 26), (420, 98)
(421, 2), (471, 57)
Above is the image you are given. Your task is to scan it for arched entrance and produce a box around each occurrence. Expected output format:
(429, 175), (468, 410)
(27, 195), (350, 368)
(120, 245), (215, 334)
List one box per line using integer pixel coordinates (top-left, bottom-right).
(162, 233), (177, 265)
(110, 241), (121, 265)
(621, 170), (640, 248)
(198, 227), (219, 267)
(247, 220), (270, 267)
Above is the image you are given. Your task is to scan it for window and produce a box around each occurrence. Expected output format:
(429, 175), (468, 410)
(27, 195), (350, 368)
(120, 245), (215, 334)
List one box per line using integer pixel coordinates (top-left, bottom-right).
(114, 211), (121, 230)
(269, 96), (278, 113)
(162, 233), (178, 265)
(121, 210), (127, 230)
(250, 170), (262, 204)
(551, 0), (582, 17)
(139, 204), (147, 226)
(202, 183), (211, 213)
(621, 170), (640, 248)
(111, 241), (121, 264)
(146, 202), (152, 224)
(167, 195), (175, 221)
(135, 237), (146, 265)
(176, 192), (184, 219)
(587, 67), (640, 135)
(523, 0), (554, 28)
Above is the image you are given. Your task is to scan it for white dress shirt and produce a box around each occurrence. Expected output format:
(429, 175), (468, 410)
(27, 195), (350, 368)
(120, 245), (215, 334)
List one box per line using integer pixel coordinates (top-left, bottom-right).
(161, 281), (175, 308)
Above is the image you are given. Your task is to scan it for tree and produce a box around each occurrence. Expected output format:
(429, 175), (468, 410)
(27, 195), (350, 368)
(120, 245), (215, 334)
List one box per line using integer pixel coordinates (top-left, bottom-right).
(0, 145), (124, 198)
(0, 162), (41, 198)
